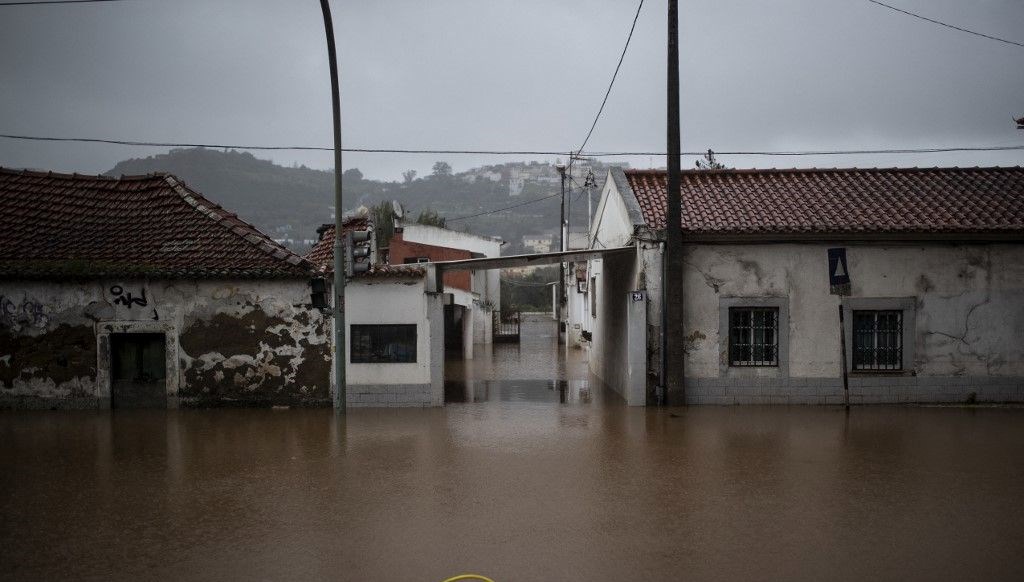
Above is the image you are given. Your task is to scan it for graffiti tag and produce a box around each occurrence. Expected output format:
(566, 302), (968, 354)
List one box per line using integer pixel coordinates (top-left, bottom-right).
(0, 295), (49, 329)
(109, 285), (148, 308)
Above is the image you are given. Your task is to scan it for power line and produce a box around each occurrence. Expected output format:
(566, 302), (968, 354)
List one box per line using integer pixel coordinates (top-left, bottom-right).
(575, 0), (645, 157)
(2, 133), (1023, 157)
(446, 193), (562, 222)
(0, 0), (133, 5)
(866, 0), (1024, 49)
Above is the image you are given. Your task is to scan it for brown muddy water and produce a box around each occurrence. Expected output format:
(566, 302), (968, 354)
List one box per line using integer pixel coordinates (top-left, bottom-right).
(2, 317), (1023, 581)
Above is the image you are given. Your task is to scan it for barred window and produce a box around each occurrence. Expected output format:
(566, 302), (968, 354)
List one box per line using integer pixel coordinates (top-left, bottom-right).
(729, 307), (779, 366)
(853, 310), (902, 371)
(350, 324), (417, 363)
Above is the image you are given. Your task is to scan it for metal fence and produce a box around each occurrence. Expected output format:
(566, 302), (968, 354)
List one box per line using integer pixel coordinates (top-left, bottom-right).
(492, 311), (521, 343)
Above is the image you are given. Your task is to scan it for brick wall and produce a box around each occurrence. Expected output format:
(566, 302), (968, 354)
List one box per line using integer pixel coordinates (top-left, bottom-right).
(389, 230), (473, 291)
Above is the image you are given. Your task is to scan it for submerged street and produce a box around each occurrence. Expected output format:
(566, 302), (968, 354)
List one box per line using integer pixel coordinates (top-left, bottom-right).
(2, 315), (1023, 581)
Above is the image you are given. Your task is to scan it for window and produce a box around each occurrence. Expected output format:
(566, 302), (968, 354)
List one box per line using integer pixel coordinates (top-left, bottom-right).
(728, 307), (779, 366)
(350, 324), (417, 363)
(403, 257), (430, 264)
(852, 310), (903, 371)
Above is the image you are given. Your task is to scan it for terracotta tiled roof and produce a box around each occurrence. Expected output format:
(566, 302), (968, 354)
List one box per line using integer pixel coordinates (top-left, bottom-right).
(305, 219), (424, 278)
(623, 167), (1024, 236)
(0, 168), (313, 279)
(305, 218), (369, 271)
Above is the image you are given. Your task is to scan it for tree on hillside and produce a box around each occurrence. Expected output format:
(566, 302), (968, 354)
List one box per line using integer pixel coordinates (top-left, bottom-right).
(416, 209), (446, 229)
(431, 161), (453, 177)
(402, 169), (417, 184)
(343, 168), (364, 181)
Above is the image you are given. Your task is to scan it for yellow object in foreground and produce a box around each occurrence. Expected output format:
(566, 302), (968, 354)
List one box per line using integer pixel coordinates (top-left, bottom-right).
(441, 575), (495, 582)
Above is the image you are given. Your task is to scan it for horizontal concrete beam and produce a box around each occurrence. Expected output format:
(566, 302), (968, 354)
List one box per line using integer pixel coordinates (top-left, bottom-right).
(434, 246), (633, 273)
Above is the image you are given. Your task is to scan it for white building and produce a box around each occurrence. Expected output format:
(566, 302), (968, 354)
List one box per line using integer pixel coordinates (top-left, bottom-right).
(578, 166), (1024, 406)
(306, 222), (445, 407)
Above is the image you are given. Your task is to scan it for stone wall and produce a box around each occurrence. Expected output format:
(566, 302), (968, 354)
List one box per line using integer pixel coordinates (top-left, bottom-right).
(0, 279), (330, 408)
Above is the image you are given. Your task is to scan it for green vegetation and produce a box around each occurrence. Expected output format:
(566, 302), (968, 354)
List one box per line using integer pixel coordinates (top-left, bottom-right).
(107, 148), (620, 250)
(500, 267), (558, 312)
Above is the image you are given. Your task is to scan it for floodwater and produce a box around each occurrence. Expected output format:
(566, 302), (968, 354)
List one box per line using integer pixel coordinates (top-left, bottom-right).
(2, 317), (1024, 581)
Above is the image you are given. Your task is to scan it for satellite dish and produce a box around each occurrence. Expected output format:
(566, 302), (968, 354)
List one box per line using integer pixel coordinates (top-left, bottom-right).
(392, 200), (405, 219)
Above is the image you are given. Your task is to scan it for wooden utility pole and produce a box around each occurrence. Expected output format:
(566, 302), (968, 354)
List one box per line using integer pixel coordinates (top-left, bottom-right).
(320, 0), (346, 411)
(663, 0), (685, 405)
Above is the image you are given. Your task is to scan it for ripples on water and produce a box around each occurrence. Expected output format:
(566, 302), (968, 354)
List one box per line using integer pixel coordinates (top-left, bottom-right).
(2, 315), (1023, 581)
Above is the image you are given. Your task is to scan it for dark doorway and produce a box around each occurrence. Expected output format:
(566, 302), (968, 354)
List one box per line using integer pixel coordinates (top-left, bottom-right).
(444, 304), (464, 357)
(110, 333), (167, 409)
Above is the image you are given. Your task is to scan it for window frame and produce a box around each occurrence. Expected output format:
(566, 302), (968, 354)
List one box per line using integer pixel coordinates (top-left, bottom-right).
(852, 310), (903, 371)
(349, 324), (418, 364)
(841, 297), (916, 375)
(728, 306), (780, 367)
(718, 297), (789, 378)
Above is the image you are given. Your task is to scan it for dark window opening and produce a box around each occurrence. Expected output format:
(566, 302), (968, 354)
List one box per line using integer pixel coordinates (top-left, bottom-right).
(728, 307), (779, 367)
(351, 324), (417, 363)
(403, 257), (430, 264)
(853, 310), (903, 371)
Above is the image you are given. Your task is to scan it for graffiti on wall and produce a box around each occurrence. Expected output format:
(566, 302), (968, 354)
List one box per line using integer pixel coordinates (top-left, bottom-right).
(109, 285), (148, 307)
(0, 295), (49, 329)
(108, 285), (160, 321)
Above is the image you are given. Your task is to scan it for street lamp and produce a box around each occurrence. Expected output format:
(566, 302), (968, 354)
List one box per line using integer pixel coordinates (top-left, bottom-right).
(319, 0), (346, 411)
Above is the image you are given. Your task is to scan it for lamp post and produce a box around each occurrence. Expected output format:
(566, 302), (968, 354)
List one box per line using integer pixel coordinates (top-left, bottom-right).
(319, 0), (346, 411)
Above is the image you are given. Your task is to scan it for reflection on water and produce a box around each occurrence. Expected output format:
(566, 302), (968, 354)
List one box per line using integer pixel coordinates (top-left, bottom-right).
(445, 313), (606, 405)
(3, 407), (1023, 581)
(2, 315), (1024, 581)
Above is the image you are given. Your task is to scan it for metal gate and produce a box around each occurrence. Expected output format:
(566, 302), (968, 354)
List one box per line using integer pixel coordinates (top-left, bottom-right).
(492, 311), (521, 343)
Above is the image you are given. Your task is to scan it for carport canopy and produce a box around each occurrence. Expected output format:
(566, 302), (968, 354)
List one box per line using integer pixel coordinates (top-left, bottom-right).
(431, 246), (633, 292)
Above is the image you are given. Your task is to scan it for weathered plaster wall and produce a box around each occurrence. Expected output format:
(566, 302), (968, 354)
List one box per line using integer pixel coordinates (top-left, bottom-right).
(679, 243), (1024, 403)
(0, 279), (329, 408)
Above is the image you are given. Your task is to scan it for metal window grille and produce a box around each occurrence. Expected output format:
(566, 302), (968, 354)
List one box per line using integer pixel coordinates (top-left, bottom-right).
(350, 324), (417, 363)
(852, 310), (903, 371)
(728, 307), (779, 366)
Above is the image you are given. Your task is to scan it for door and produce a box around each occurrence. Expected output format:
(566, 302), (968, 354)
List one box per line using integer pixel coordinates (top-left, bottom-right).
(110, 333), (167, 409)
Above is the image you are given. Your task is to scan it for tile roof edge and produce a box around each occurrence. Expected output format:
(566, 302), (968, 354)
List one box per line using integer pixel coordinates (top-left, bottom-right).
(623, 166), (1024, 176)
(609, 166), (647, 227)
(161, 174), (316, 276)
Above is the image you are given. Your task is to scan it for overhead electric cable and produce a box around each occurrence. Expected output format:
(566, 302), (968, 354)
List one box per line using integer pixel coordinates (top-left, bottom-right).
(2, 133), (1023, 157)
(446, 193), (562, 222)
(575, 0), (645, 157)
(0, 0), (133, 5)
(866, 0), (1024, 48)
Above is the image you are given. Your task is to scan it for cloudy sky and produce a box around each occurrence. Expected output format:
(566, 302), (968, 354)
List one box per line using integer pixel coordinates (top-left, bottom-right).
(1, 0), (1022, 181)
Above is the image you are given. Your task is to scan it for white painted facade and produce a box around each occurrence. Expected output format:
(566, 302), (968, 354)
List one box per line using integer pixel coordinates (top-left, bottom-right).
(577, 168), (1024, 405)
(341, 275), (443, 407)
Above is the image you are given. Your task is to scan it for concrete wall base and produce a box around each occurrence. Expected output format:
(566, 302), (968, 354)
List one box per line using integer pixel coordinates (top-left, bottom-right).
(684, 376), (1024, 405)
(346, 383), (436, 407)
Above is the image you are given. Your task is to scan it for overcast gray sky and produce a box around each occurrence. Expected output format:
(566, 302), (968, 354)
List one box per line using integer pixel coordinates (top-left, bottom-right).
(1, 0), (1022, 181)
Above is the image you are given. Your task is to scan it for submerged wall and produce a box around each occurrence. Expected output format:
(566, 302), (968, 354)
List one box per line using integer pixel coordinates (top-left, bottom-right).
(0, 279), (330, 408)
(679, 243), (1024, 404)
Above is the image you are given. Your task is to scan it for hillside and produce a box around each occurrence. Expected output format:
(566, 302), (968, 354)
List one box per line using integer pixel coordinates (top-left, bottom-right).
(106, 148), (623, 251)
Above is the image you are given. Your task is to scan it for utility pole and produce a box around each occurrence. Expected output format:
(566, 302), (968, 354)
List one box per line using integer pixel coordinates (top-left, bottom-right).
(555, 162), (567, 344)
(663, 0), (685, 405)
(320, 0), (346, 411)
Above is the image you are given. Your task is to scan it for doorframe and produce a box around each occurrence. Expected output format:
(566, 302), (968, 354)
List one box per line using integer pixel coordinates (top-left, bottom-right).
(96, 321), (179, 409)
